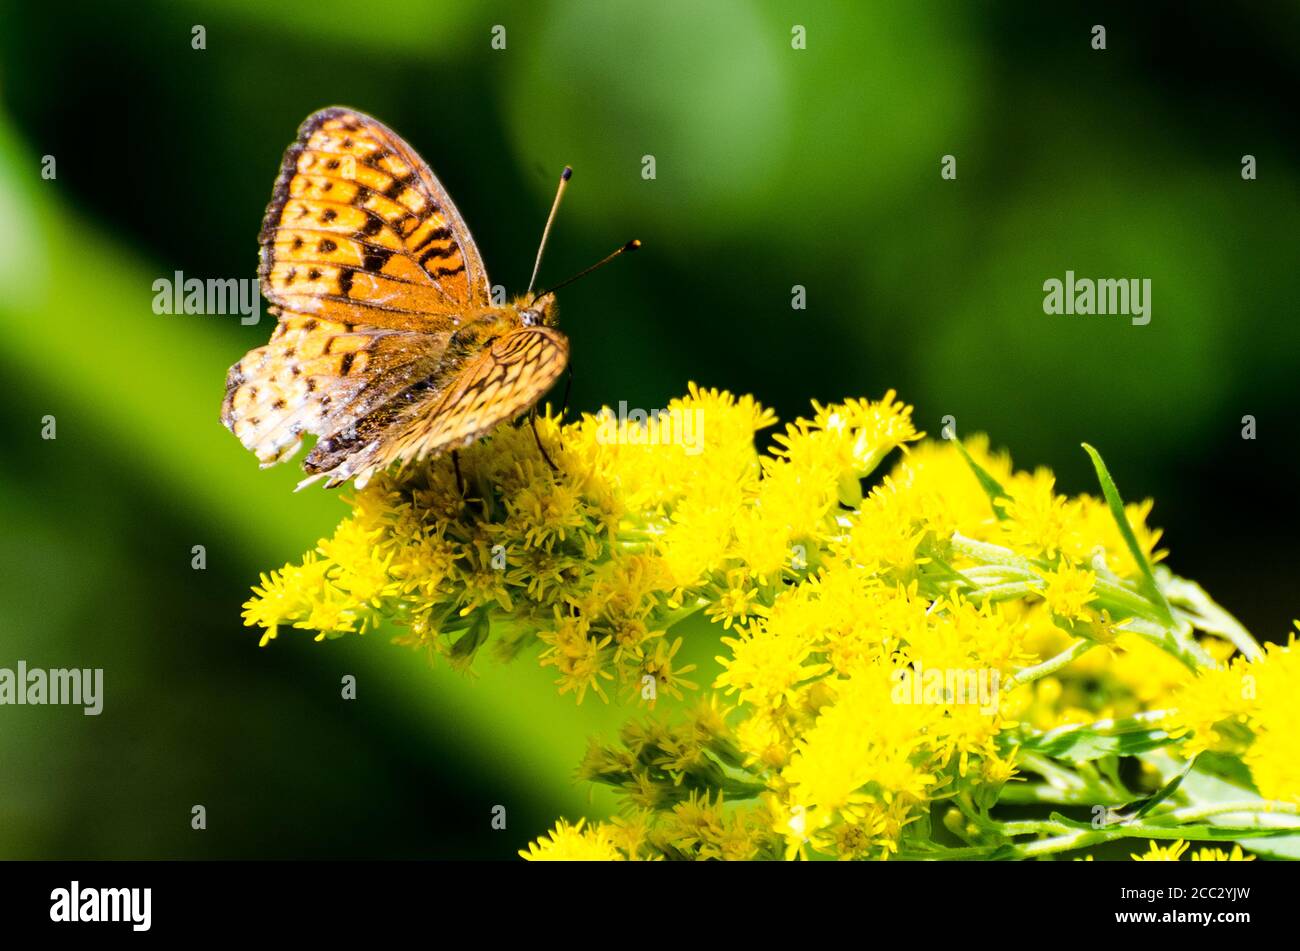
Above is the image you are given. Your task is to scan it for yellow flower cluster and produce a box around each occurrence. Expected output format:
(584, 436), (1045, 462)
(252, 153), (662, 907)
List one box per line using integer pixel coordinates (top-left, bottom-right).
(1164, 627), (1300, 803)
(531, 697), (779, 860)
(240, 386), (1297, 859)
(517, 818), (626, 861)
(243, 384), (776, 699)
(1131, 840), (1255, 861)
(592, 406), (1193, 860)
(518, 392), (1293, 859)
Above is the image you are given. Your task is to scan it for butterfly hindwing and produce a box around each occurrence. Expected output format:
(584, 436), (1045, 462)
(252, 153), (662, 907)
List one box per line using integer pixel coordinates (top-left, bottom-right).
(259, 107), (491, 332)
(222, 309), (449, 468)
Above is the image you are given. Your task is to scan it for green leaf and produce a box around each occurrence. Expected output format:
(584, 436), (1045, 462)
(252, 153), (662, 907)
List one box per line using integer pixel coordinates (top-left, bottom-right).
(954, 438), (1010, 520)
(1127, 755), (1196, 821)
(1019, 722), (1178, 762)
(903, 808), (933, 846)
(1146, 750), (1300, 859)
(1134, 823), (1299, 842)
(1192, 751), (1257, 790)
(1080, 443), (1175, 626)
(449, 607), (493, 670)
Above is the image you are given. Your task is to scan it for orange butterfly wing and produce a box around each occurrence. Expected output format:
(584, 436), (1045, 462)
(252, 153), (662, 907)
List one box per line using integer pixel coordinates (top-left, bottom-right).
(221, 309), (448, 468)
(227, 106), (486, 471)
(258, 106), (491, 330)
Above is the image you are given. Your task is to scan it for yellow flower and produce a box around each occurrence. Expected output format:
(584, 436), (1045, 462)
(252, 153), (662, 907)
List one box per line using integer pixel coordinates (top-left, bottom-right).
(1191, 845), (1255, 861)
(1241, 633), (1300, 803)
(1135, 840), (1255, 862)
(1132, 839), (1191, 861)
(1038, 562), (1097, 622)
(1106, 632), (1195, 707)
(705, 570), (762, 630)
(839, 477), (929, 576)
(658, 493), (742, 588)
(1164, 656), (1254, 757)
(639, 636), (698, 702)
(998, 469), (1078, 559)
(890, 434), (1012, 539)
(782, 666), (941, 832)
(241, 553), (335, 645)
(537, 613), (614, 703)
(1065, 495), (1166, 577)
(519, 818), (624, 861)
(658, 791), (764, 861)
(715, 620), (830, 711)
(730, 506), (796, 584)
(735, 709), (793, 769)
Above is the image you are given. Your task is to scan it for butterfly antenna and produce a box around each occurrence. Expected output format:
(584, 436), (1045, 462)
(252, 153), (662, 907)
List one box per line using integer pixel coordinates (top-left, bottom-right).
(533, 239), (641, 301)
(527, 166), (572, 296)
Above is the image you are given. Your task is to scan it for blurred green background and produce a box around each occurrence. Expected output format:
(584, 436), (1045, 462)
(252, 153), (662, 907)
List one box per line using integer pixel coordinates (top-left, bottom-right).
(0, 0), (1296, 858)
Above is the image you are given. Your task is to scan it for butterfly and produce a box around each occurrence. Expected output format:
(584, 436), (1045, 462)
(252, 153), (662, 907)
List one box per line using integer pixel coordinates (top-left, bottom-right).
(222, 106), (635, 490)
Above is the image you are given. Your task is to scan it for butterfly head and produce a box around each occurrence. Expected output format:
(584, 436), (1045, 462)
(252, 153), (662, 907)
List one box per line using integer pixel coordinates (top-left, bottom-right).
(516, 291), (558, 328)
(523, 239), (640, 327)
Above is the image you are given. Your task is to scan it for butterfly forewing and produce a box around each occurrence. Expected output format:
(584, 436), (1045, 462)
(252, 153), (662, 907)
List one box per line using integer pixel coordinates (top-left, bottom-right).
(258, 107), (491, 331)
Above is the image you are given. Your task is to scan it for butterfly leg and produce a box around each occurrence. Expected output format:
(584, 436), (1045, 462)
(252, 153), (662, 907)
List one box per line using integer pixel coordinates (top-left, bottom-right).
(530, 408), (559, 472)
(559, 361), (574, 421)
(529, 361), (573, 469)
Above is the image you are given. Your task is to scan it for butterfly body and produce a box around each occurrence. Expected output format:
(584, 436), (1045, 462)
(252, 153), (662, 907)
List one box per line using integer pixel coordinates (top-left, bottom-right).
(222, 108), (570, 489)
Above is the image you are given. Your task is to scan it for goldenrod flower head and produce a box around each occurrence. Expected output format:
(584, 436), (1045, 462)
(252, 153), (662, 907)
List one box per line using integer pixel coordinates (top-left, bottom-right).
(1190, 845), (1255, 861)
(519, 818), (625, 861)
(1163, 655), (1255, 757)
(704, 569), (763, 631)
(1240, 634), (1300, 803)
(997, 469), (1076, 559)
(1132, 839), (1191, 861)
(1038, 562), (1098, 622)
(783, 665), (941, 831)
(537, 612), (614, 703)
(715, 616), (831, 711)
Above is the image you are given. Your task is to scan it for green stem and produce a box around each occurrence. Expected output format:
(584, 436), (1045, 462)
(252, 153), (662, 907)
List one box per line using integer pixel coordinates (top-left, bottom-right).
(1017, 751), (1091, 795)
(893, 845), (1003, 860)
(1006, 639), (1097, 690)
(1152, 800), (1300, 824)
(997, 784), (1131, 807)
(1091, 576), (1166, 624)
(949, 534), (1042, 573)
(1010, 817), (1300, 858)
